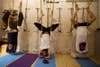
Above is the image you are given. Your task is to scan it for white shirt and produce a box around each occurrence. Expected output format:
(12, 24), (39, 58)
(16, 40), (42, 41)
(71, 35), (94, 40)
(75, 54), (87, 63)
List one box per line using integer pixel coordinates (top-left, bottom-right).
(76, 26), (88, 53)
(40, 33), (50, 50)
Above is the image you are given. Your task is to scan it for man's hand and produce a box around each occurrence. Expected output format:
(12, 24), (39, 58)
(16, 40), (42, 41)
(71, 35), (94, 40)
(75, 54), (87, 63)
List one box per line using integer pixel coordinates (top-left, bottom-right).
(5, 27), (11, 32)
(17, 26), (22, 31)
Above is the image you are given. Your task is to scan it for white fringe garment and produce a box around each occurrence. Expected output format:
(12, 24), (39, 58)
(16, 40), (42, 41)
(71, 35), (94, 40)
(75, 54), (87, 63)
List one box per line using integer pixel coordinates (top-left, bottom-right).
(40, 34), (50, 50)
(76, 26), (88, 53)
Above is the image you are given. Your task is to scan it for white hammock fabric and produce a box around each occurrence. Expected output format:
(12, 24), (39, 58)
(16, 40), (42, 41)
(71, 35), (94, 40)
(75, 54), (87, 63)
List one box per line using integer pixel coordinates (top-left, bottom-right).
(40, 34), (50, 50)
(76, 26), (88, 53)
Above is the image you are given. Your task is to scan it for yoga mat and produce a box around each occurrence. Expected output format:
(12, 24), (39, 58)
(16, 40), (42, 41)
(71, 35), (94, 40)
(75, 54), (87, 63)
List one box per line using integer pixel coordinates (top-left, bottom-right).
(6, 54), (38, 67)
(75, 58), (100, 67)
(33, 56), (56, 67)
(0, 53), (23, 67)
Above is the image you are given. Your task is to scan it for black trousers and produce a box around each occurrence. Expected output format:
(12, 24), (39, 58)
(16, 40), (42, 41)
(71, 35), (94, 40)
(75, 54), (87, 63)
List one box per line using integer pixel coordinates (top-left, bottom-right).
(6, 32), (18, 53)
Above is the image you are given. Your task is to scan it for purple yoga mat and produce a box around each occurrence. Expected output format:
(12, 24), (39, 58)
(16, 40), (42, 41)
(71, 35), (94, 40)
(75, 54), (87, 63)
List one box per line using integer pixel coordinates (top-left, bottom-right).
(6, 54), (38, 67)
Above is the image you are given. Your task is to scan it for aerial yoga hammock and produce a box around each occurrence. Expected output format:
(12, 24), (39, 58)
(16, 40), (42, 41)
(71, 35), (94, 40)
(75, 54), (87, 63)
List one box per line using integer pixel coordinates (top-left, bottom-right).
(2, 0), (24, 53)
(71, 0), (96, 54)
(34, 0), (59, 64)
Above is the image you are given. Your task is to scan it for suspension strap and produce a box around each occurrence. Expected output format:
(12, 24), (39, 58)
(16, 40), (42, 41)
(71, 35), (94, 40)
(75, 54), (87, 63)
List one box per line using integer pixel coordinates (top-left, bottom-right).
(23, 0), (29, 31)
(39, 0), (44, 31)
(50, 0), (55, 32)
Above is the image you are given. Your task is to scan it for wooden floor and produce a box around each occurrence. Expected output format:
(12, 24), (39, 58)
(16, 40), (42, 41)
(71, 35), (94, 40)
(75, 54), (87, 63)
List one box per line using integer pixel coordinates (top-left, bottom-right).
(55, 53), (80, 67)
(0, 44), (7, 57)
(90, 55), (100, 65)
(0, 45), (100, 67)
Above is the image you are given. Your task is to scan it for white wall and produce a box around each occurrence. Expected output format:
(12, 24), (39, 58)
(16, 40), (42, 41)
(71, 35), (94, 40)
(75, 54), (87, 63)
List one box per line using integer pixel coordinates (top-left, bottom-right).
(0, 0), (98, 55)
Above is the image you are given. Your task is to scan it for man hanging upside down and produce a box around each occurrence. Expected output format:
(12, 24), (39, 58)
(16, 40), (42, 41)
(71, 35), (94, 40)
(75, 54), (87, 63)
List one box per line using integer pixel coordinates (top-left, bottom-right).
(34, 19), (59, 64)
(2, 10), (23, 53)
(71, 4), (96, 54)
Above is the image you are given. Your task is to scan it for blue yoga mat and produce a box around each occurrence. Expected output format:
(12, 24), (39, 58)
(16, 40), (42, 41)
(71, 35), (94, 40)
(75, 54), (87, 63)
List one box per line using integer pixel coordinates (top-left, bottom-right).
(75, 58), (100, 67)
(33, 56), (56, 67)
(0, 53), (23, 67)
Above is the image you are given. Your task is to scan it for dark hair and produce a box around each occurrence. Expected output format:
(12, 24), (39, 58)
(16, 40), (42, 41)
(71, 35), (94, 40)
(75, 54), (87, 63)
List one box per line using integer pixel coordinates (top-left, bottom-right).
(40, 49), (49, 57)
(79, 42), (86, 51)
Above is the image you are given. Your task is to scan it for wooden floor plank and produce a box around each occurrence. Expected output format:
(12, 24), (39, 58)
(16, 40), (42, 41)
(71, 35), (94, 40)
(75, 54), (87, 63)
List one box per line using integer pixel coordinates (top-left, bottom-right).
(0, 44), (7, 57)
(90, 55), (100, 65)
(55, 53), (80, 67)
(1, 45), (100, 67)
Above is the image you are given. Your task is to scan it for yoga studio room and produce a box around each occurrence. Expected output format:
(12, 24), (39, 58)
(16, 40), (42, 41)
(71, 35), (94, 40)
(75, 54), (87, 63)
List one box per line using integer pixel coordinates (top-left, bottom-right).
(0, 0), (100, 67)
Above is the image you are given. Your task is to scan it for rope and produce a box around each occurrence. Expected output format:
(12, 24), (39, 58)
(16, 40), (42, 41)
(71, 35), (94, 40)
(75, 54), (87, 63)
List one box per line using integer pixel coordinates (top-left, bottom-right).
(19, 0), (22, 12)
(86, 0), (91, 17)
(69, 8), (73, 33)
(50, 0), (55, 32)
(70, 0), (78, 32)
(69, 0), (75, 33)
(58, 8), (62, 32)
(51, 0), (55, 23)
(82, 8), (85, 22)
(7, 16), (11, 29)
(86, 0), (95, 23)
(17, 0), (22, 29)
(72, 0), (78, 24)
(9, 0), (12, 10)
(46, 8), (50, 27)
(50, 0), (57, 53)
(39, 0), (44, 31)
(23, 0), (29, 31)
(12, 0), (14, 10)
(36, 8), (39, 21)
(40, 0), (43, 23)
(46, 0), (50, 27)
(87, 0), (91, 7)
